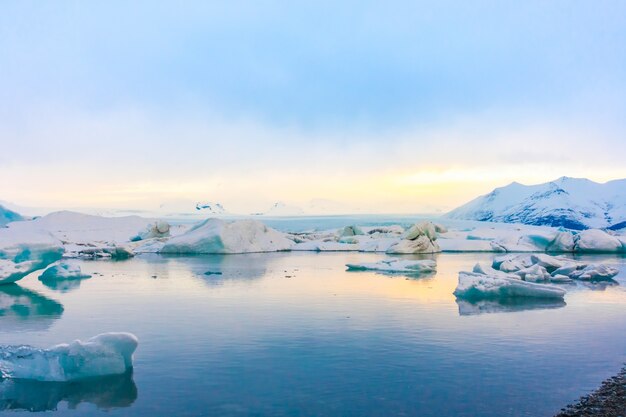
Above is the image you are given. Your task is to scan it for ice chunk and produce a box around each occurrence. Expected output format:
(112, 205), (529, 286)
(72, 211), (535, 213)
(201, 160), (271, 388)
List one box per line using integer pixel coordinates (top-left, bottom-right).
(529, 253), (565, 272)
(515, 264), (551, 282)
(38, 263), (92, 292)
(575, 229), (624, 253)
(0, 333), (138, 382)
(386, 222), (441, 254)
(453, 272), (566, 300)
(339, 225), (364, 237)
(346, 258), (436, 275)
(546, 231), (575, 252)
(404, 221), (438, 241)
(131, 221), (170, 241)
(39, 263), (91, 281)
(160, 218), (293, 254)
(568, 264), (619, 281)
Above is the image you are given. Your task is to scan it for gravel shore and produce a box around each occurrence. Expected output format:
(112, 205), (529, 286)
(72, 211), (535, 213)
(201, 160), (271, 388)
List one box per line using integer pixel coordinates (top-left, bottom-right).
(555, 366), (626, 417)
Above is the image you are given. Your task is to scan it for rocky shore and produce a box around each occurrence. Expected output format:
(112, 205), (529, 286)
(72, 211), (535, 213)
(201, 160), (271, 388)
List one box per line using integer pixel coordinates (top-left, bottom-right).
(555, 366), (626, 417)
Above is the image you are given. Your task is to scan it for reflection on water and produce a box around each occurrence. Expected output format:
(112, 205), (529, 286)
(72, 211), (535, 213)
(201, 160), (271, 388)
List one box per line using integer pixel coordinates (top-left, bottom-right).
(38, 278), (85, 293)
(162, 253), (270, 285)
(581, 279), (619, 291)
(0, 372), (137, 412)
(456, 298), (567, 316)
(0, 285), (63, 332)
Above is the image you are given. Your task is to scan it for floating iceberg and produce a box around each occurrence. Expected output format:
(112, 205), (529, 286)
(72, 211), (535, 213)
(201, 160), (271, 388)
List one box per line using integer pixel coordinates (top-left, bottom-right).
(160, 218), (293, 254)
(386, 221), (441, 254)
(454, 272), (566, 300)
(0, 333), (138, 382)
(38, 263), (92, 292)
(39, 263), (91, 281)
(346, 258), (436, 275)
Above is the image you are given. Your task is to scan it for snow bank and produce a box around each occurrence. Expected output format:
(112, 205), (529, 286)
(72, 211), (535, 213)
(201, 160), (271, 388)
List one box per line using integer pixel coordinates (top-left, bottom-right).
(386, 221), (441, 254)
(160, 218), (294, 254)
(454, 272), (566, 300)
(346, 258), (436, 275)
(0, 333), (138, 382)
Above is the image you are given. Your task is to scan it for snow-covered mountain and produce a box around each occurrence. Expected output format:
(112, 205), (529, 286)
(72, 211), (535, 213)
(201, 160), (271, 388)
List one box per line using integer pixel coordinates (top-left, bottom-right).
(0, 204), (24, 226)
(445, 177), (626, 230)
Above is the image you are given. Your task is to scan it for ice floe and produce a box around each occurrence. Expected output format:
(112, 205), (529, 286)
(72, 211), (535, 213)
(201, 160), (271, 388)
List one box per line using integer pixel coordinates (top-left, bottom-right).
(0, 333), (138, 382)
(346, 258), (436, 275)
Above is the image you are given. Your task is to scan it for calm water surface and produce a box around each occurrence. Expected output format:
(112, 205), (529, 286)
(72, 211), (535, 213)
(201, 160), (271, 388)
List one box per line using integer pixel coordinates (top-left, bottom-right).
(1, 252), (625, 416)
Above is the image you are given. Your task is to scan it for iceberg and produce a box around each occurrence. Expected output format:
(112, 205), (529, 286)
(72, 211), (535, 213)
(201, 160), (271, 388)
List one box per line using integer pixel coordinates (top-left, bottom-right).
(574, 229), (624, 253)
(453, 272), (566, 300)
(386, 221), (441, 254)
(0, 333), (138, 382)
(38, 263), (92, 292)
(160, 218), (294, 254)
(39, 263), (91, 281)
(0, 231), (64, 285)
(131, 220), (170, 241)
(346, 258), (436, 275)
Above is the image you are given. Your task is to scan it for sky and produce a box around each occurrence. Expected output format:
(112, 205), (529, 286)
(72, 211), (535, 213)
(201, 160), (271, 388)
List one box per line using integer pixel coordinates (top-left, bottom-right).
(1, 1), (625, 215)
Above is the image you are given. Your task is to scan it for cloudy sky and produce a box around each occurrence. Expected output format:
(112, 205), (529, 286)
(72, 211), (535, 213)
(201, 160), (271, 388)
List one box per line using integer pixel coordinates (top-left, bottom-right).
(1, 1), (625, 214)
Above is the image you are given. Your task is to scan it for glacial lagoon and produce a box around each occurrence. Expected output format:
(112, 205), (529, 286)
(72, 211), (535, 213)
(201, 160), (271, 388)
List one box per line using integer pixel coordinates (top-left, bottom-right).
(1, 251), (625, 416)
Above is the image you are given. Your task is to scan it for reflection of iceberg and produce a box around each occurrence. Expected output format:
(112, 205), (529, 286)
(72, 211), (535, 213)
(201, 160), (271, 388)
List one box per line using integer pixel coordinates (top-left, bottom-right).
(456, 298), (566, 316)
(0, 285), (63, 332)
(0, 372), (137, 411)
(163, 253), (270, 286)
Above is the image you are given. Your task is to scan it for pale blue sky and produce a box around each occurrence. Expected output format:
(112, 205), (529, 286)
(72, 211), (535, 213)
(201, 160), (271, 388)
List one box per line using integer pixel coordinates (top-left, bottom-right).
(1, 1), (625, 213)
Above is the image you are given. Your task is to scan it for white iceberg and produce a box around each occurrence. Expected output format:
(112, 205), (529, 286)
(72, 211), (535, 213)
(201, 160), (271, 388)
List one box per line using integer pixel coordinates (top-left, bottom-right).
(454, 272), (566, 300)
(0, 333), (138, 382)
(160, 218), (294, 254)
(346, 258), (436, 275)
(574, 229), (624, 253)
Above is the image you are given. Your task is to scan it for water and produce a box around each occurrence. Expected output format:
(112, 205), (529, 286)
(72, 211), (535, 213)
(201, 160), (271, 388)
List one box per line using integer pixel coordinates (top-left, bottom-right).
(1, 252), (625, 416)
